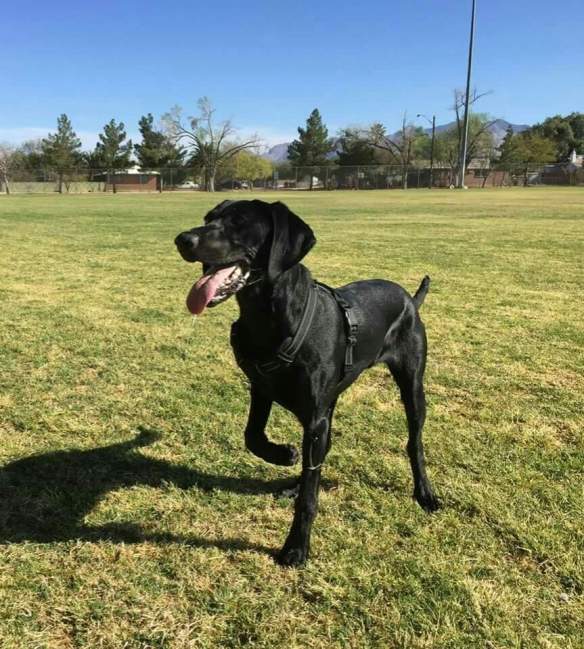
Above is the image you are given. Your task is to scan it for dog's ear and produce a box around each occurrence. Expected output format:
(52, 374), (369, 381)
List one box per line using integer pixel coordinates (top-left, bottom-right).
(267, 201), (316, 282)
(215, 200), (233, 211)
(205, 200), (234, 222)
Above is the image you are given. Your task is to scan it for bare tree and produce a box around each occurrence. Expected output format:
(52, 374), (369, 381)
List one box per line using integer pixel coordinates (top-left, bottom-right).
(452, 89), (497, 171)
(162, 98), (260, 192)
(368, 115), (427, 189)
(0, 143), (16, 195)
(431, 90), (496, 186)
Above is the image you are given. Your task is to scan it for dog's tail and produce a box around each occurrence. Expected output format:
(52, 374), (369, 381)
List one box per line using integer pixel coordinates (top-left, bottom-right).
(413, 275), (430, 308)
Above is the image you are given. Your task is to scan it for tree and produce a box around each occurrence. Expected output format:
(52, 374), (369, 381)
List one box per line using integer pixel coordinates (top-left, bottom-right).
(14, 139), (44, 173)
(287, 109), (332, 189)
(0, 144), (16, 194)
(448, 89), (496, 184)
(41, 114), (82, 193)
(432, 94), (495, 186)
(162, 97), (259, 192)
(496, 130), (556, 184)
(95, 119), (133, 170)
(515, 134), (556, 184)
(367, 116), (428, 189)
(530, 113), (584, 161)
(336, 128), (377, 166)
(91, 119), (133, 192)
(134, 113), (185, 170)
(3, 140), (45, 185)
(218, 150), (273, 188)
(497, 125), (516, 165)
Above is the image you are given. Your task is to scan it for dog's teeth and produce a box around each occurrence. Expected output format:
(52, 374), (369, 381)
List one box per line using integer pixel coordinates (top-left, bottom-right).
(207, 264), (249, 306)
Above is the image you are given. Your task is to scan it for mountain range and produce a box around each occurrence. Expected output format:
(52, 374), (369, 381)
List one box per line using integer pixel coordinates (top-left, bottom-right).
(263, 119), (530, 162)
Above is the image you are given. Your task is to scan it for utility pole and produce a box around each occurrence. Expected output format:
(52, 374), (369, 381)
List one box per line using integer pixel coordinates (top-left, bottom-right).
(429, 115), (436, 189)
(417, 113), (436, 189)
(458, 0), (477, 188)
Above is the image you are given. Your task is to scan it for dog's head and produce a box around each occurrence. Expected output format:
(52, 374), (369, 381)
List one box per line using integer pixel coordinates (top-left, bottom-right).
(175, 200), (315, 315)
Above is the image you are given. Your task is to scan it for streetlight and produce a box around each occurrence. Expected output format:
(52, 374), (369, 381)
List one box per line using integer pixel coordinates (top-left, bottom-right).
(417, 113), (436, 189)
(458, 0), (477, 188)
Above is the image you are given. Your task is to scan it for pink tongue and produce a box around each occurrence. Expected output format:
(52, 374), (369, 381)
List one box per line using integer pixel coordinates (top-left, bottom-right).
(186, 265), (237, 315)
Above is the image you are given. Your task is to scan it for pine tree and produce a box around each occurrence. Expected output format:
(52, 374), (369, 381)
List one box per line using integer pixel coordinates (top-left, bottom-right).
(337, 128), (376, 166)
(287, 109), (332, 189)
(497, 125), (517, 165)
(134, 113), (185, 170)
(91, 120), (133, 192)
(41, 114), (82, 193)
(94, 120), (133, 170)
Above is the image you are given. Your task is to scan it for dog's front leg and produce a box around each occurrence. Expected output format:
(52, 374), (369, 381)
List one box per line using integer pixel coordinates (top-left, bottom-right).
(244, 385), (299, 466)
(277, 415), (330, 567)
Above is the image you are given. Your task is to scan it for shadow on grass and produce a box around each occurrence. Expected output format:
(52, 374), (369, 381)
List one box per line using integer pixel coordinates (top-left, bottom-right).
(0, 429), (299, 556)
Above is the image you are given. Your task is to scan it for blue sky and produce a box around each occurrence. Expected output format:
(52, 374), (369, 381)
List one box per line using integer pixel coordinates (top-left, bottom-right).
(2, 0), (582, 150)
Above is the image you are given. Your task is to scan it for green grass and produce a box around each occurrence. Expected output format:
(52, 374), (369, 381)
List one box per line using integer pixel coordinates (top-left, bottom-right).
(0, 188), (582, 648)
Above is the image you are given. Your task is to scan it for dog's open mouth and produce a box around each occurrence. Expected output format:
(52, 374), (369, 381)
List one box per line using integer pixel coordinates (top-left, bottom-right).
(186, 262), (250, 315)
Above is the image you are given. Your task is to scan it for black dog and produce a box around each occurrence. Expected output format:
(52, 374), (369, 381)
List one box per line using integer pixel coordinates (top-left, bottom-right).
(175, 200), (438, 566)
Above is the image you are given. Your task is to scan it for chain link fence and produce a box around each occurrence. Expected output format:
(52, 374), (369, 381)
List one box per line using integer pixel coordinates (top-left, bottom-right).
(1, 163), (583, 194)
(277, 163), (584, 190)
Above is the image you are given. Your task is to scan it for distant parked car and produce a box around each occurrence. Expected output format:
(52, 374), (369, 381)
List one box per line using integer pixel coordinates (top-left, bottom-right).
(218, 180), (251, 190)
(178, 180), (199, 190)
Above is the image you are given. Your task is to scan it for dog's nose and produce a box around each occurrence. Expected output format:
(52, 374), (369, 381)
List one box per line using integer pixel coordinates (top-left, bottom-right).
(175, 231), (199, 249)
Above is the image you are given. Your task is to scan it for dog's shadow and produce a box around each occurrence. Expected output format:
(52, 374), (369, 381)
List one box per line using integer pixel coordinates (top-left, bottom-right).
(0, 429), (298, 555)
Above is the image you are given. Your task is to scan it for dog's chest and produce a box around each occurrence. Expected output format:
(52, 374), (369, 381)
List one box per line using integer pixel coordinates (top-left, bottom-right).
(230, 322), (313, 409)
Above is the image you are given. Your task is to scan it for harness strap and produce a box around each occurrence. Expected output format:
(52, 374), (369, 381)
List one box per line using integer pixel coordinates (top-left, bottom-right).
(316, 282), (359, 373)
(256, 283), (318, 375)
(335, 294), (358, 370)
(234, 279), (358, 377)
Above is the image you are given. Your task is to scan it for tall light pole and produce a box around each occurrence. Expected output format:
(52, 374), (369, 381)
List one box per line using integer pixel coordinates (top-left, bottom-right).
(458, 0), (477, 188)
(417, 113), (436, 189)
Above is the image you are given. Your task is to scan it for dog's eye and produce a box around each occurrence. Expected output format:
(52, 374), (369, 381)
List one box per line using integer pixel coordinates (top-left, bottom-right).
(234, 213), (250, 225)
(204, 220), (222, 231)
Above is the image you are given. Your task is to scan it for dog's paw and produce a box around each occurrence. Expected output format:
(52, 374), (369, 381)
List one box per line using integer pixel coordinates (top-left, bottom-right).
(414, 486), (440, 513)
(274, 479), (300, 499)
(276, 545), (307, 567)
(281, 444), (299, 466)
(268, 443), (299, 466)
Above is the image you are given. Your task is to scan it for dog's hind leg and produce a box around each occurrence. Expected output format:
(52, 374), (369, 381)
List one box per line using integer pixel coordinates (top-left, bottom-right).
(244, 385), (299, 466)
(386, 328), (439, 513)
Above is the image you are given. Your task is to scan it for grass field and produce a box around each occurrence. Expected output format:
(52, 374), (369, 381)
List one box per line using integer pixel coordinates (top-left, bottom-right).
(0, 188), (583, 648)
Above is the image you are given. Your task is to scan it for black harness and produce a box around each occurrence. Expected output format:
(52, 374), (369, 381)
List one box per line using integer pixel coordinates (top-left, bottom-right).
(231, 279), (358, 473)
(317, 282), (359, 371)
(249, 281), (358, 378)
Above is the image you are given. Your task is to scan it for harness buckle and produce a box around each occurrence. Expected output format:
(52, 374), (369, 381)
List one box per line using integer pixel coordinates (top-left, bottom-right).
(275, 350), (294, 365)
